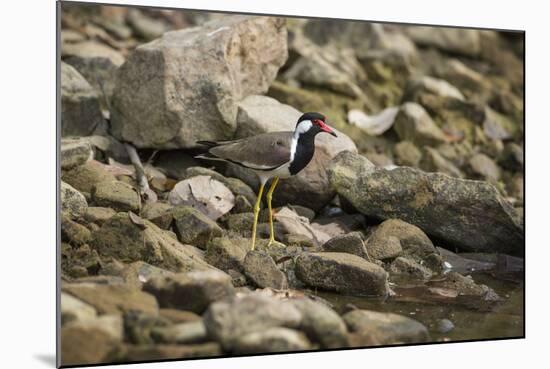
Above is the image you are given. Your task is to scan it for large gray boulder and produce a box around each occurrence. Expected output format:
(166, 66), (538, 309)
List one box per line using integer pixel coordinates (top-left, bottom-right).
(111, 16), (288, 148)
(328, 151), (524, 255)
(61, 62), (105, 137)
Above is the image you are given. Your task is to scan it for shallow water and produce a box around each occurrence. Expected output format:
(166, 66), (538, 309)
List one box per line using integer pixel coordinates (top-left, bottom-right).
(315, 272), (524, 343)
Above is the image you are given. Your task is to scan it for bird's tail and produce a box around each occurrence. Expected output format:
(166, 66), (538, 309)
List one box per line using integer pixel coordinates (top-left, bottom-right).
(196, 140), (219, 148)
(194, 152), (227, 162)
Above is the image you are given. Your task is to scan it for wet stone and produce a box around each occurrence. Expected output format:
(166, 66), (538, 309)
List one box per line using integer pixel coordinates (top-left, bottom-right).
(344, 309), (430, 345)
(389, 256), (433, 281)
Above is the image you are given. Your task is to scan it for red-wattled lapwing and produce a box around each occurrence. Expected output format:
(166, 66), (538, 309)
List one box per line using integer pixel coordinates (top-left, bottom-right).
(196, 112), (337, 250)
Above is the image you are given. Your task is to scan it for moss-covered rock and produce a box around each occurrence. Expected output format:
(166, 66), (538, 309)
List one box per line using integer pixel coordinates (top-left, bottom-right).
(393, 141), (422, 167)
(91, 212), (214, 272)
(322, 232), (371, 260)
(369, 219), (438, 263)
(61, 242), (102, 278)
(224, 212), (254, 237)
(295, 252), (389, 296)
(83, 207), (116, 226)
(364, 232), (403, 261)
(61, 181), (88, 219)
(328, 151), (523, 255)
(61, 138), (93, 170)
(61, 214), (92, 246)
(171, 206), (223, 249)
(62, 160), (117, 198)
(140, 202), (174, 229)
(204, 237), (248, 273)
(389, 256), (433, 280)
(91, 180), (141, 213)
(243, 250), (288, 289)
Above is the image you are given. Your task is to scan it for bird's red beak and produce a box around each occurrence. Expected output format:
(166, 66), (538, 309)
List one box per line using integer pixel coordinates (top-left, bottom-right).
(320, 121), (337, 137)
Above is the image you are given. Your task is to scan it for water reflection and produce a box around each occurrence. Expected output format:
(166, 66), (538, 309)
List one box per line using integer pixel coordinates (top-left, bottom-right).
(315, 272), (524, 342)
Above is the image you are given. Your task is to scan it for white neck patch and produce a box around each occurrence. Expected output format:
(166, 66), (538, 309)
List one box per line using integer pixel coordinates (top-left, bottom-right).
(294, 120), (313, 138)
(291, 120), (313, 161)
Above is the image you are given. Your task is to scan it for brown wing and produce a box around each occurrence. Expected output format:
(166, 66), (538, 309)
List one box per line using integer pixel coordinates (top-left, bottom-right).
(208, 131), (293, 170)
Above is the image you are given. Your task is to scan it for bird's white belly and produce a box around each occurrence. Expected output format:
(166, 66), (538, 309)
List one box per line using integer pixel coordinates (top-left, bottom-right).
(254, 162), (292, 185)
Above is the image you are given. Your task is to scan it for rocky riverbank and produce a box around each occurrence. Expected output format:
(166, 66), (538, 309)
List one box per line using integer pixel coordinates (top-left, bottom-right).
(60, 4), (524, 366)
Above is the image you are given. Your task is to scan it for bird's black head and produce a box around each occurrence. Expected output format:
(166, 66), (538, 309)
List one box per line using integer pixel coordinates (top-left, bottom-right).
(295, 112), (337, 137)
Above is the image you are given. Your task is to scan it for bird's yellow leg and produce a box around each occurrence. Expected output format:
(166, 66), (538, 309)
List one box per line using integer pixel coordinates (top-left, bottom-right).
(250, 182), (265, 251)
(266, 177), (279, 246)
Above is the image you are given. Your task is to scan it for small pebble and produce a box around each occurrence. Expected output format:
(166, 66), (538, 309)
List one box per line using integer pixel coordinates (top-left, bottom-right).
(436, 319), (455, 333)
